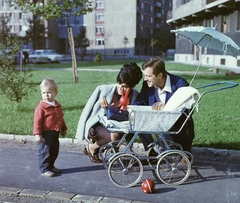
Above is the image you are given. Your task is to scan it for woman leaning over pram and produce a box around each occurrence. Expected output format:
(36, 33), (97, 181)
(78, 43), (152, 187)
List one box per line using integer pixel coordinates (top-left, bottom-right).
(76, 62), (142, 163)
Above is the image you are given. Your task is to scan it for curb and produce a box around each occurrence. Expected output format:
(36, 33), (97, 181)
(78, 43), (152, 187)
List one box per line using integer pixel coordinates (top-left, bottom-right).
(1, 133), (240, 203)
(1, 133), (240, 159)
(0, 186), (145, 203)
(0, 133), (149, 203)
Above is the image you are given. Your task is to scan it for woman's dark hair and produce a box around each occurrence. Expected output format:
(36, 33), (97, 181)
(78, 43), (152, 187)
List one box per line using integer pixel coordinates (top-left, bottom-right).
(116, 62), (142, 88)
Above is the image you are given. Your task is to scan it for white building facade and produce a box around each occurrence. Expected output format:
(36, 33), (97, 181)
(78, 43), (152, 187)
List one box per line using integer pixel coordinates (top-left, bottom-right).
(85, 0), (173, 58)
(167, 0), (240, 72)
(1, 0), (173, 56)
(0, 1), (32, 38)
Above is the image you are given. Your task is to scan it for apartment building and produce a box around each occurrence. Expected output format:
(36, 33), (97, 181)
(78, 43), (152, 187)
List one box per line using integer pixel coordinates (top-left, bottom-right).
(167, 0), (240, 72)
(85, 0), (173, 57)
(1, 0), (172, 57)
(0, 1), (32, 40)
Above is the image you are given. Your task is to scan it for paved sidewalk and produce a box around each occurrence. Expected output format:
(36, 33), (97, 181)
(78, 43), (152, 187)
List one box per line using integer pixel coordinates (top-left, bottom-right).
(1, 134), (240, 203)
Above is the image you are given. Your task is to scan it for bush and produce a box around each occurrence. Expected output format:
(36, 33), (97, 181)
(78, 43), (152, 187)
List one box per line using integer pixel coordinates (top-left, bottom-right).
(0, 35), (35, 103)
(93, 52), (103, 63)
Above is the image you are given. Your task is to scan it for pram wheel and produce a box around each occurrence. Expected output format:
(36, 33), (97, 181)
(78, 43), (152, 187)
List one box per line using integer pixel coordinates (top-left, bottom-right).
(147, 140), (183, 168)
(183, 150), (194, 165)
(156, 150), (191, 186)
(108, 153), (143, 188)
(99, 140), (132, 169)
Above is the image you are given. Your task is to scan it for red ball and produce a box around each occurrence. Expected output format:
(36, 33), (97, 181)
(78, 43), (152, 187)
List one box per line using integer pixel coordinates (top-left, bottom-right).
(141, 179), (155, 193)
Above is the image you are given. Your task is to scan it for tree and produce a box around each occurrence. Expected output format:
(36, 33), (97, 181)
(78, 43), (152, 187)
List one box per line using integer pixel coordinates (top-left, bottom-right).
(74, 27), (90, 61)
(0, 35), (35, 103)
(155, 29), (175, 53)
(123, 36), (129, 57)
(0, 16), (11, 45)
(9, 0), (93, 83)
(150, 38), (158, 55)
(25, 18), (47, 49)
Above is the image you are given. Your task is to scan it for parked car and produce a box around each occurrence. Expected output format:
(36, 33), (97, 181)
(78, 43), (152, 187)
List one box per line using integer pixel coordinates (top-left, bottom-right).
(36, 49), (63, 63)
(22, 49), (48, 64)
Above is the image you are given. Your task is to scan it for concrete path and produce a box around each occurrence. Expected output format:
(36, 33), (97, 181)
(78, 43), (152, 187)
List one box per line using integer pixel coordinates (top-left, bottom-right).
(1, 135), (240, 203)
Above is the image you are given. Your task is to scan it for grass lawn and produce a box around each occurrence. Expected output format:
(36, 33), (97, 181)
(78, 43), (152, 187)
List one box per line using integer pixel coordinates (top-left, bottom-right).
(1, 59), (240, 150)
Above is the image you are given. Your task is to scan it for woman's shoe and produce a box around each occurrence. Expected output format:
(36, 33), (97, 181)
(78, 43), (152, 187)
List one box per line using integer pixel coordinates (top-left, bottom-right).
(84, 147), (102, 163)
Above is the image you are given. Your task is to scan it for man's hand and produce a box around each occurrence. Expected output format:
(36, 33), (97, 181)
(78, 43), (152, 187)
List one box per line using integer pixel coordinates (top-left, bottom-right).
(152, 102), (165, 110)
(35, 135), (42, 143)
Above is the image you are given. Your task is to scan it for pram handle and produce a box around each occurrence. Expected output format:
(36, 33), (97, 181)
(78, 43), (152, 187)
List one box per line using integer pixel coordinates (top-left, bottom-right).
(195, 81), (238, 95)
(171, 81), (238, 135)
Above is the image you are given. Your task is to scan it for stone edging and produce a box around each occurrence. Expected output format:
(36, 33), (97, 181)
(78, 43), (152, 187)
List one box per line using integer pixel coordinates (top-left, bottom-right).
(1, 133), (240, 160)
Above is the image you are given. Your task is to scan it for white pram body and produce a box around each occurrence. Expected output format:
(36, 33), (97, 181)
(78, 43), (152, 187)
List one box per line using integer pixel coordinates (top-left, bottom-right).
(98, 82), (238, 188)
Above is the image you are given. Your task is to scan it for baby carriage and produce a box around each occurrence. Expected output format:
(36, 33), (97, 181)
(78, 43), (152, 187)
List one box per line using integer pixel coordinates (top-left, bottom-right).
(98, 81), (238, 188)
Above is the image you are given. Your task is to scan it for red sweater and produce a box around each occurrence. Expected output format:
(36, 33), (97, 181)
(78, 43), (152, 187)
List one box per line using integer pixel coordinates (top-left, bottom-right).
(33, 100), (67, 135)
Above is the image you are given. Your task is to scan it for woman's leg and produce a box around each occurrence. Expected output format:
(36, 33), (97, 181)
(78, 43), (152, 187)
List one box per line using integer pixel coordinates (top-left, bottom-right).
(88, 127), (121, 153)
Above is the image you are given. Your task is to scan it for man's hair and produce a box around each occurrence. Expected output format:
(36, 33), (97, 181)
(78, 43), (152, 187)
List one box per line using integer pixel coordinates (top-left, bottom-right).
(142, 57), (167, 78)
(116, 62), (142, 88)
(40, 78), (58, 92)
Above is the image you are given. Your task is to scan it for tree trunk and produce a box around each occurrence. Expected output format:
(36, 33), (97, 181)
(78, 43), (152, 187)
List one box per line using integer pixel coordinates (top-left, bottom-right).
(68, 26), (78, 83)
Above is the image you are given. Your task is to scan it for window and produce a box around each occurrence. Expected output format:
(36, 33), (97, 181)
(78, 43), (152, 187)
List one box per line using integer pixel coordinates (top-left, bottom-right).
(59, 17), (66, 25)
(221, 15), (229, 33)
(169, 1), (172, 9)
(220, 58), (225, 65)
(96, 13), (104, 21)
(156, 2), (161, 7)
(206, 19), (214, 27)
(22, 13), (27, 20)
(237, 60), (240, 67)
(96, 1), (104, 8)
(156, 13), (161, 18)
(96, 26), (105, 34)
(10, 25), (15, 32)
(141, 26), (144, 35)
(95, 39), (104, 46)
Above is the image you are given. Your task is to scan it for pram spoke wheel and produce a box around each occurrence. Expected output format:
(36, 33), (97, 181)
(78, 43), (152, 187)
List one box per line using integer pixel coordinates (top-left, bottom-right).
(99, 140), (131, 169)
(108, 153), (143, 188)
(183, 151), (194, 165)
(147, 140), (183, 168)
(156, 151), (191, 186)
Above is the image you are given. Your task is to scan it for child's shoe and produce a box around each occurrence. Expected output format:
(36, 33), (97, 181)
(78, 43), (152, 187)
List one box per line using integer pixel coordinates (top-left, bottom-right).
(41, 171), (55, 177)
(51, 167), (61, 174)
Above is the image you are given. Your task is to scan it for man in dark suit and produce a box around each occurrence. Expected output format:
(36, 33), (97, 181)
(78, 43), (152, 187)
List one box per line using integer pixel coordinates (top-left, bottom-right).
(134, 57), (194, 152)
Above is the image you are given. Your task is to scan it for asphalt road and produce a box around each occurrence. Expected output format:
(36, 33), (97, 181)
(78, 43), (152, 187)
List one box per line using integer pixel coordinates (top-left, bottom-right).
(1, 140), (240, 203)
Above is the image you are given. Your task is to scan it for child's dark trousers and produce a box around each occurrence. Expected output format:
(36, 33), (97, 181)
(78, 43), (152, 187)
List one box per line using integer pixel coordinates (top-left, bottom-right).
(38, 130), (59, 173)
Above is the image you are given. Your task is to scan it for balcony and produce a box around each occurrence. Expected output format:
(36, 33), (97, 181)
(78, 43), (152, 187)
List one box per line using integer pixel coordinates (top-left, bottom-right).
(167, 0), (238, 26)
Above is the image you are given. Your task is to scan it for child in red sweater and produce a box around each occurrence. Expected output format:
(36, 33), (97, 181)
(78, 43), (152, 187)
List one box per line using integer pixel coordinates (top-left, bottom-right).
(33, 78), (67, 177)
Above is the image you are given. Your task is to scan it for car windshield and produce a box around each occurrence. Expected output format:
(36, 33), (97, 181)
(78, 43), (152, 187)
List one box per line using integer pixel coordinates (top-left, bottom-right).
(43, 50), (57, 55)
(29, 50), (37, 54)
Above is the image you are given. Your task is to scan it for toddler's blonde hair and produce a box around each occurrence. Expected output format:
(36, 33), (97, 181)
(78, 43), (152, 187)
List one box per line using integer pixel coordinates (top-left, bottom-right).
(40, 78), (58, 92)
